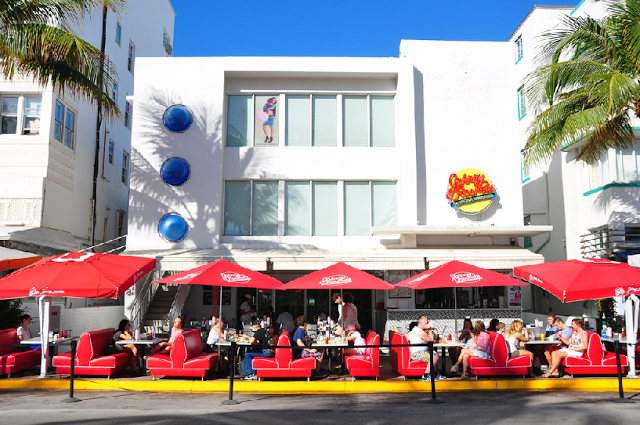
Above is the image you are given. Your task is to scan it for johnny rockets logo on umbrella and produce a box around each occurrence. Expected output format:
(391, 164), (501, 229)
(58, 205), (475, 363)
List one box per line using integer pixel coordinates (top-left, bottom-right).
(319, 275), (352, 286)
(446, 168), (497, 214)
(220, 272), (251, 284)
(29, 287), (65, 296)
(173, 271), (203, 281)
(450, 272), (483, 284)
(615, 286), (640, 297)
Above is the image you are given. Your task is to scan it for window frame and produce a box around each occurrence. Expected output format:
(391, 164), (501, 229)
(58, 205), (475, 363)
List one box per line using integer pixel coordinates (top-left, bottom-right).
(53, 100), (76, 150)
(121, 150), (130, 185)
(108, 139), (115, 165)
(1, 95), (43, 136)
(517, 85), (526, 120)
(616, 140), (640, 182)
(515, 35), (523, 64)
(1, 95), (20, 135)
(521, 149), (530, 183)
(22, 96), (42, 135)
(110, 81), (118, 103)
(115, 22), (122, 46)
(124, 98), (132, 129)
(127, 40), (135, 73)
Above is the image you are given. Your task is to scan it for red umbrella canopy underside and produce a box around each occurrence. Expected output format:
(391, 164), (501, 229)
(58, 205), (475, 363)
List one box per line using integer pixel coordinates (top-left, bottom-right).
(284, 262), (394, 290)
(153, 259), (283, 289)
(514, 258), (640, 302)
(0, 252), (156, 299)
(397, 260), (526, 289)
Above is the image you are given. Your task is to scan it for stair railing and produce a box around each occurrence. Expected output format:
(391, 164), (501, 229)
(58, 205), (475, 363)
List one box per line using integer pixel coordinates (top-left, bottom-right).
(168, 284), (192, 326)
(130, 271), (160, 331)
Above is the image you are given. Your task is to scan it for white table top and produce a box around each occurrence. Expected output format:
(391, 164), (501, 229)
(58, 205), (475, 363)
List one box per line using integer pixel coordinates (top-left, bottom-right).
(115, 338), (167, 345)
(20, 336), (78, 345)
(434, 341), (466, 348)
(524, 339), (560, 345)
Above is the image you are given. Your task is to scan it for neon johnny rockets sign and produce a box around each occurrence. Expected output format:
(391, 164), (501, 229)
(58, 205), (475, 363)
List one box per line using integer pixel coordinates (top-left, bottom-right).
(446, 168), (497, 214)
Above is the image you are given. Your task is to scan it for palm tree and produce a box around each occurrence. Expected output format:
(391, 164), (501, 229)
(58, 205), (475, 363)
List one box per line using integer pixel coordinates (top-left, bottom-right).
(524, 0), (640, 165)
(0, 0), (124, 119)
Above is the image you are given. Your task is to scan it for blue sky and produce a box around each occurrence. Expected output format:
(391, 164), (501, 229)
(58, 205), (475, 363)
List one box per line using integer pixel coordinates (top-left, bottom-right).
(170, 1), (580, 57)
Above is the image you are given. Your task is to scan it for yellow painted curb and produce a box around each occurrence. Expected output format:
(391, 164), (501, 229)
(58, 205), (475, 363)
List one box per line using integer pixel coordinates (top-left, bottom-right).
(1, 378), (639, 394)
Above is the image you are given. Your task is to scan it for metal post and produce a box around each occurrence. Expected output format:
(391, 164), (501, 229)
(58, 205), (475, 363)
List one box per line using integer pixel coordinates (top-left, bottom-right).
(612, 340), (633, 403)
(222, 340), (240, 405)
(425, 341), (444, 404)
(62, 340), (80, 403)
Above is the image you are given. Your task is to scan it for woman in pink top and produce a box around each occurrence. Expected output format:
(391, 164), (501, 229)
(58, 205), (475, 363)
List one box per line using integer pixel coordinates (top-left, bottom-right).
(450, 321), (491, 379)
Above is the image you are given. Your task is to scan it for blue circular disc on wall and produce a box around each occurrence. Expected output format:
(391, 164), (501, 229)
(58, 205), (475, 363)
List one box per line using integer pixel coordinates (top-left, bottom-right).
(163, 104), (192, 132)
(158, 213), (188, 242)
(160, 157), (191, 186)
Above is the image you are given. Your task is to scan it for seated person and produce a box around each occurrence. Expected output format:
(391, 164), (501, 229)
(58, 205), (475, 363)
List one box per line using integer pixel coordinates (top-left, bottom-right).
(292, 315), (326, 375)
(344, 324), (366, 356)
(488, 318), (500, 332)
(449, 318), (473, 364)
(17, 314), (39, 352)
(409, 316), (444, 382)
(505, 320), (535, 375)
(112, 319), (140, 372)
(496, 322), (506, 335)
(543, 318), (588, 378)
(242, 321), (278, 380)
(149, 316), (183, 356)
(543, 317), (573, 367)
(206, 316), (224, 346)
(451, 320), (491, 379)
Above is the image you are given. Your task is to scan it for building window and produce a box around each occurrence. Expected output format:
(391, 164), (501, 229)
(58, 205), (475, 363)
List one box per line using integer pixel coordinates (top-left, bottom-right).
(1, 95), (41, 135)
(116, 209), (126, 246)
(121, 150), (129, 184)
(523, 215), (532, 248)
(589, 151), (610, 190)
(521, 149), (530, 182)
(163, 29), (172, 56)
(108, 140), (114, 164)
(616, 140), (640, 182)
(223, 180), (395, 236)
(124, 99), (131, 129)
(54, 100), (75, 149)
(517, 85), (526, 120)
(515, 35), (523, 63)
(226, 93), (394, 147)
(127, 40), (135, 73)
(115, 22), (121, 46)
(110, 82), (117, 102)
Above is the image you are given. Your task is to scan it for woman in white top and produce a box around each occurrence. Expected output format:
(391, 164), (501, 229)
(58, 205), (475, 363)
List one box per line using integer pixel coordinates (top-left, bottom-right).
(504, 320), (534, 365)
(207, 317), (222, 345)
(542, 318), (588, 378)
(16, 314), (32, 342)
(343, 324), (366, 355)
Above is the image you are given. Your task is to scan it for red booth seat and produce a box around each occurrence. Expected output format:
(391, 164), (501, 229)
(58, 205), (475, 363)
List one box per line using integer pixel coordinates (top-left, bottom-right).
(147, 330), (218, 379)
(389, 330), (429, 379)
(0, 328), (41, 378)
(468, 332), (531, 378)
(345, 331), (380, 380)
(563, 331), (627, 375)
(252, 333), (316, 380)
(52, 328), (130, 377)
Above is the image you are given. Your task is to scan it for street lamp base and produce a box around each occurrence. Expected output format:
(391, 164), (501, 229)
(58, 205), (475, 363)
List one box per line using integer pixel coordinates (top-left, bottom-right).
(61, 397), (81, 403)
(221, 400), (240, 405)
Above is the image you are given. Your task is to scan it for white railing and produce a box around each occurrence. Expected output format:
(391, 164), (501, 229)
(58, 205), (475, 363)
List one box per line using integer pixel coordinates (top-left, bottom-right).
(168, 284), (191, 325)
(130, 271), (159, 331)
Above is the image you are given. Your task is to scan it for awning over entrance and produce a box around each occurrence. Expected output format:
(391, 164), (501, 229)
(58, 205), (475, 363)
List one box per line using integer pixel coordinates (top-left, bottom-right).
(0, 246), (41, 271)
(122, 245), (544, 272)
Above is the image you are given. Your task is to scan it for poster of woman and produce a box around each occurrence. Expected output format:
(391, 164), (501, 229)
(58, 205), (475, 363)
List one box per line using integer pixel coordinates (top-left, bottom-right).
(255, 95), (279, 146)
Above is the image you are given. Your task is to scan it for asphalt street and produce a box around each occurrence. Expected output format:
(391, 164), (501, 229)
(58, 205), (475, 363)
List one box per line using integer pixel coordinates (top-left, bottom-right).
(1, 389), (639, 424)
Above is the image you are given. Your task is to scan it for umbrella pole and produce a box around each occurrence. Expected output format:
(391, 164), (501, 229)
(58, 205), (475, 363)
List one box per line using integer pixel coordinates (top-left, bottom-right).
(218, 286), (223, 361)
(39, 296), (51, 378)
(453, 288), (458, 337)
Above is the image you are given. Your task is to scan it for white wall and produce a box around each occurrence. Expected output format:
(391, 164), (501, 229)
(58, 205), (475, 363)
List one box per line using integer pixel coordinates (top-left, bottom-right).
(128, 57), (416, 251)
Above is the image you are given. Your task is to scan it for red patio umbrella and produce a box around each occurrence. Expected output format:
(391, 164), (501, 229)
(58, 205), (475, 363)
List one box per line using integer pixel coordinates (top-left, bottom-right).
(0, 251), (157, 299)
(152, 259), (282, 289)
(396, 260), (527, 335)
(397, 260), (526, 289)
(513, 258), (640, 303)
(284, 262), (394, 290)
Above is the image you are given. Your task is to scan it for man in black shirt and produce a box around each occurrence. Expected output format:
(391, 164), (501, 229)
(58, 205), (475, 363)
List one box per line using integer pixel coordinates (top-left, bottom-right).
(243, 320), (277, 380)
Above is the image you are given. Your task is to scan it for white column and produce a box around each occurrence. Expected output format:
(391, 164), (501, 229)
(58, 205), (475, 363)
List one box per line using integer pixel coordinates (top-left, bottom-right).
(38, 296), (51, 378)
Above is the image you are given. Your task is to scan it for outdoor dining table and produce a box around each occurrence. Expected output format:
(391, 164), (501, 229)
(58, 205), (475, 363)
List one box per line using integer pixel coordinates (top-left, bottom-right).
(434, 340), (465, 376)
(21, 336), (79, 376)
(312, 338), (350, 374)
(523, 339), (561, 345)
(115, 337), (168, 372)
